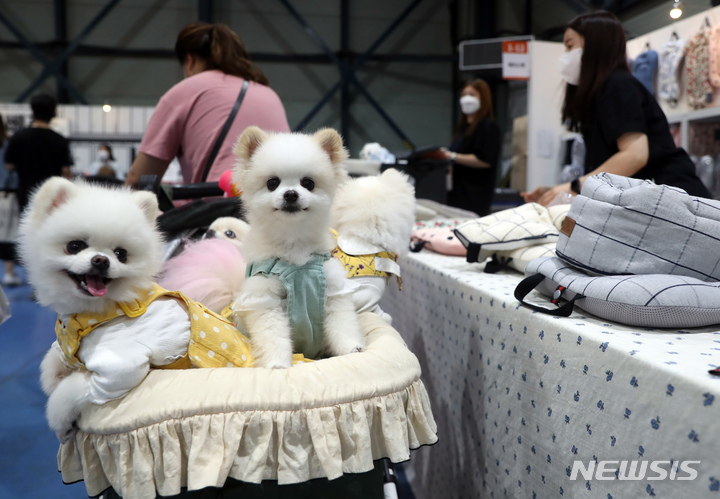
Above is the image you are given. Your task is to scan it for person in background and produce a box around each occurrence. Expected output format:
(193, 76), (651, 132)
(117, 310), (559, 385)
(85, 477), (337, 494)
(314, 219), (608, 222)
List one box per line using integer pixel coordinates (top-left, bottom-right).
(125, 22), (290, 187)
(0, 114), (20, 287)
(0, 115), (17, 192)
(4, 94), (73, 286)
(441, 78), (501, 217)
(93, 143), (118, 178)
(522, 11), (710, 206)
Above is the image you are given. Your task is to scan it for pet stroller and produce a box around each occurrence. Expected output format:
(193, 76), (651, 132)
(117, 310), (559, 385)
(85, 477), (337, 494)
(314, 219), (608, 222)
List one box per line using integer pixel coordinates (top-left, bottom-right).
(58, 177), (438, 499)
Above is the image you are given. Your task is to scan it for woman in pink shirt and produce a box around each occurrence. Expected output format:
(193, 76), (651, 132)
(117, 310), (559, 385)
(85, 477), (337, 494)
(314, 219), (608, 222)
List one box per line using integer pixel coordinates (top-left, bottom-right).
(126, 23), (290, 186)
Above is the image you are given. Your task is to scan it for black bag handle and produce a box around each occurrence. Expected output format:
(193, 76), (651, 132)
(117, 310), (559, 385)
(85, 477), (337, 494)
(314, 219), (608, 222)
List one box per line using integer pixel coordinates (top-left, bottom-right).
(201, 79), (249, 182)
(514, 273), (584, 317)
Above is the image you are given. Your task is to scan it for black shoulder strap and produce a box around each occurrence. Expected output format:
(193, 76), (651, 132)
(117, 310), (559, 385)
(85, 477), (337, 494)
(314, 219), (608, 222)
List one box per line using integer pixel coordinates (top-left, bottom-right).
(201, 79), (250, 182)
(514, 273), (583, 317)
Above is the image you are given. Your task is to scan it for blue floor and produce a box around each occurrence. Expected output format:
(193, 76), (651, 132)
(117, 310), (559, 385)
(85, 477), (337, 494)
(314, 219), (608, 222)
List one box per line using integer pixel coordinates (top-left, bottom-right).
(0, 265), (89, 498)
(0, 264), (417, 499)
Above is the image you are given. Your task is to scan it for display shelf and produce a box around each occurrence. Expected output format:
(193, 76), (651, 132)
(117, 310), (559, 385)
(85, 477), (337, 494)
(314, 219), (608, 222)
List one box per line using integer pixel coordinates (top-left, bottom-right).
(667, 106), (720, 125)
(666, 107), (720, 154)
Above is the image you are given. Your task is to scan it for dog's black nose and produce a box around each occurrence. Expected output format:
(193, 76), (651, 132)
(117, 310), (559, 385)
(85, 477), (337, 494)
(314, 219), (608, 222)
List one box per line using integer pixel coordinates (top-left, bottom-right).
(205, 229), (216, 239)
(284, 190), (299, 203)
(91, 255), (110, 271)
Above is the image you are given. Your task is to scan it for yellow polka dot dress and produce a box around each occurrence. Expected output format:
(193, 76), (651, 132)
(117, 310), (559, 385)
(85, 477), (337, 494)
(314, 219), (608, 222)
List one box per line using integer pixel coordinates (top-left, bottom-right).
(55, 284), (254, 369)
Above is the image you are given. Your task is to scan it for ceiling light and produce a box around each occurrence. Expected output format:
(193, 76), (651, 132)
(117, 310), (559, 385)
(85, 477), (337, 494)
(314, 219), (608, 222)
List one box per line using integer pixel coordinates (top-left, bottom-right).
(102, 104), (112, 113)
(670, 0), (683, 19)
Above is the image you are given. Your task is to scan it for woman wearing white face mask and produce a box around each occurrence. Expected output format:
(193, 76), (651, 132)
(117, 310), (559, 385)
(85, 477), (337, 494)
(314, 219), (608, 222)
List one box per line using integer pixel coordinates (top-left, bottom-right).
(93, 144), (118, 178)
(442, 78), (501, 216)
(522, 11), (710, 205)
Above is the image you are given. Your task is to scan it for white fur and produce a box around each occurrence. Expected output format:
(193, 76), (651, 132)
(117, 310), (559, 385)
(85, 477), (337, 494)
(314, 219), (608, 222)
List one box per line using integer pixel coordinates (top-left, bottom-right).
(330, 168), (416, 323)
(18, 178), (163, 315)
(331, 168), (416, 255)
(45, 370), (92, 443)
(18, 177), (167, 442)
(232, 127), (364, 369)
(39, 346), (73, 396)
(203, 216), (250, 253)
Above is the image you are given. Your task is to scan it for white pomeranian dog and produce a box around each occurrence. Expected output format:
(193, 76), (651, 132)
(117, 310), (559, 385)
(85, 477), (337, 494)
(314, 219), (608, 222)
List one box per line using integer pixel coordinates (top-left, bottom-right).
(203, 216), (251, 253)
(19, 178), (253, 442)
(231, 126), (364, 369)
(330, 168), (416, 324)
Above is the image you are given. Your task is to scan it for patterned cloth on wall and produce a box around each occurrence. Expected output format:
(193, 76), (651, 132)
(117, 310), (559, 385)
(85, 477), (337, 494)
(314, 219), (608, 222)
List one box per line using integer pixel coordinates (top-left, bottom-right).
(658, 39), (686, 107)
(383, 250), (720, 499)
(686, 26), (714, 110)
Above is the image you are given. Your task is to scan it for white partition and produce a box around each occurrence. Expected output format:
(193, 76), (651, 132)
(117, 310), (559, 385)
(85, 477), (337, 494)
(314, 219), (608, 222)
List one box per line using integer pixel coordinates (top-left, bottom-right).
(525, 40), (567, 191)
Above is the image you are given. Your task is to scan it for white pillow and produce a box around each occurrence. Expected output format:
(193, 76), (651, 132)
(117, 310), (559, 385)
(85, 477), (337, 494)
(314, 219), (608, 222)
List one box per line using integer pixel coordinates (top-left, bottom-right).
(453, 203), (570, 273)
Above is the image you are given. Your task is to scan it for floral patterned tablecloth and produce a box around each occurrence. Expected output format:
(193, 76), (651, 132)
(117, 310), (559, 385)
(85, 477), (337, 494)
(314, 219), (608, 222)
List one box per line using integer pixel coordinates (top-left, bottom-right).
(381, 250), (720, 499)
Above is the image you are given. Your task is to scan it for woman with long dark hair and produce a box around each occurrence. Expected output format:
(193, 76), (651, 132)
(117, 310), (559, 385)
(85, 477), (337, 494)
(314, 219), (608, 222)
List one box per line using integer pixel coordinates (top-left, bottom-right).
(522, 11), (710, 205)
(126, 23), (290, 186)
(442, 78), (501, 216)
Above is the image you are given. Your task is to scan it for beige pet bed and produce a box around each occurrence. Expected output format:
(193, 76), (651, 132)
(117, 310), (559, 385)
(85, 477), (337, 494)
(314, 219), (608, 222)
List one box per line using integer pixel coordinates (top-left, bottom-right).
(58, 313), (438, 498)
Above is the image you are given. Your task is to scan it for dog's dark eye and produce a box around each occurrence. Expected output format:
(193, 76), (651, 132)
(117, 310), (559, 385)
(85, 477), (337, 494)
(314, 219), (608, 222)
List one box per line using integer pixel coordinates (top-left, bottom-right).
(267, 177), (280, 191)
(66, 240), (87, 255)
(224, 230), (236, 239)
(300, 177), (315, 191)
(114, 248), (128, 263)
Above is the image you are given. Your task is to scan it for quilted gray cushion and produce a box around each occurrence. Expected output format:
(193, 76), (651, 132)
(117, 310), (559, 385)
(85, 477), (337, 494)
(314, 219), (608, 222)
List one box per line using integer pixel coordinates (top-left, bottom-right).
(524, 256), (720, 328)
(556, 173), (720, 282)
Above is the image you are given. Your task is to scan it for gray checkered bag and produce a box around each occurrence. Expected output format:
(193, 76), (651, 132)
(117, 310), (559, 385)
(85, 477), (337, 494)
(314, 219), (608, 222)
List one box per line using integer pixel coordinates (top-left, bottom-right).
(556, 173), (720, 282)
(516, 256), (720, 327)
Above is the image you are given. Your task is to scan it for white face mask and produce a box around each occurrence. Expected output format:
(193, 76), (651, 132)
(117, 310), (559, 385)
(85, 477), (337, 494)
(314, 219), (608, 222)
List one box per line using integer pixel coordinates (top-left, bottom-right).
(459, 95), (481, 115)
(558, 47), (583, 86)
(98, 150), (109, 161)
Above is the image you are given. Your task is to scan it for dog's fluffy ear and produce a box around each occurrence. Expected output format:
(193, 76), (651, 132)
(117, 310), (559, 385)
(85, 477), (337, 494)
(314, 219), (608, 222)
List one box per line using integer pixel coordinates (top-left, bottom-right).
(131, 191), (159, 224)
(234, 126), (270, 166)
(313, 128), (348, 165)
(26, 177), (78, 222)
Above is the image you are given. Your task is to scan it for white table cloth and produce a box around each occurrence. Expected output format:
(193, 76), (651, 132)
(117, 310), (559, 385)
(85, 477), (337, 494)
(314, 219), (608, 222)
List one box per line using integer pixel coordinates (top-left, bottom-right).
(382, 250), (720, 499)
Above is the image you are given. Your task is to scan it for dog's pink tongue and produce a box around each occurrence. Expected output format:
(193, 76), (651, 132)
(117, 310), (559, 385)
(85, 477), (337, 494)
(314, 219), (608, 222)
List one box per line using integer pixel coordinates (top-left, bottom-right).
(86, 275), (108, 297)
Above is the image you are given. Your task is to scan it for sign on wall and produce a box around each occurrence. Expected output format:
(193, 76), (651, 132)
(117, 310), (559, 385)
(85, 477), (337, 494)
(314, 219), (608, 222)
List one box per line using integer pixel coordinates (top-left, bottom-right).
(502, 40), (530, 80)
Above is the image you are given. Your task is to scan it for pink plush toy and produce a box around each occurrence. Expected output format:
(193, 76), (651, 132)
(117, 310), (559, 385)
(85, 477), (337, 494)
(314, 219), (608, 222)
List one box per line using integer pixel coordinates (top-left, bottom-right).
(218, 170), (242, 197)
(410, 226), (467, 256)
(159, 238), (246, 313)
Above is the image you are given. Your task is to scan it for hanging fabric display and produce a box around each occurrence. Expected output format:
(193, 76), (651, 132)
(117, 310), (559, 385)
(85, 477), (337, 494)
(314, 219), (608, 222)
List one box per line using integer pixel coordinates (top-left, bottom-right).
(708, 22), (720, 87)
(631, 45), (658, 95)
(685, 18), (714, 110)
(657, 34), (686, 107)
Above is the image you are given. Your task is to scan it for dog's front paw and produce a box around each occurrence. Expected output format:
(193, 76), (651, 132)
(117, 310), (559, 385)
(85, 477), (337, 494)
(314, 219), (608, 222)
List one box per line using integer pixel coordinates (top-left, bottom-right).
(47, 400), (80, 444)
(254, 354), (293, 369)
(331, 337), (366, 356)
(54, 421), (79, 444)
(39, 348), (73, 396)
(46, 372), (87, 443)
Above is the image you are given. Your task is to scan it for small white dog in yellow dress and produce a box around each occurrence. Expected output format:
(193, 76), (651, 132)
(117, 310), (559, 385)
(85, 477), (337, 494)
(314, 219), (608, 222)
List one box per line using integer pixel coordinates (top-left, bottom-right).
(330, 168), (416, 324)
(18, 178), (254, 443)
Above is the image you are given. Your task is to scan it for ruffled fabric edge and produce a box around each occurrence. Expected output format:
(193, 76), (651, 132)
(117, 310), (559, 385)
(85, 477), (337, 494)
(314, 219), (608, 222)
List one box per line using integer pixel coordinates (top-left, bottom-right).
(58, 378), (437, 498)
